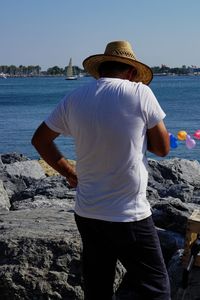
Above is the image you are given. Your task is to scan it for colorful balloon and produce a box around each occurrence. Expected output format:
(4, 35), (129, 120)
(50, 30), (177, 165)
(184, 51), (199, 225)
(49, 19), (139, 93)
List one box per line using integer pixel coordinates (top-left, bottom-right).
(168, 130), (200, 151)
(170, 134), (178, 148)
(186, 135), (196, 149)
(193, 130), (200, 140)
(177, 130), (187, 141)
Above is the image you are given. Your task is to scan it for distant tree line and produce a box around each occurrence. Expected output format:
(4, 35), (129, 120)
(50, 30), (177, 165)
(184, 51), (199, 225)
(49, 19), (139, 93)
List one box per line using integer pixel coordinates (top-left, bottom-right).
(46, 65), (84, 75)
(0, 65), (41, 76)
(0, 64), (198, 76)
(0, 65), (84, 76)
(151, 64), (191, 75)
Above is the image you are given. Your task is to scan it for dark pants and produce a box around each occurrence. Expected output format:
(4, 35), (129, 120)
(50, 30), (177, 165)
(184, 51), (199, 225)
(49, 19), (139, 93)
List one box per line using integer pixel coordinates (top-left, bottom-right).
(75, 214), (171, 300)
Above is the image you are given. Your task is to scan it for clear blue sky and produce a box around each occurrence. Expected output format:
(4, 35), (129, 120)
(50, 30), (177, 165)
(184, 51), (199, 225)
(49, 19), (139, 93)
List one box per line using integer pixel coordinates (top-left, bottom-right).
(1, 0), (200, 70)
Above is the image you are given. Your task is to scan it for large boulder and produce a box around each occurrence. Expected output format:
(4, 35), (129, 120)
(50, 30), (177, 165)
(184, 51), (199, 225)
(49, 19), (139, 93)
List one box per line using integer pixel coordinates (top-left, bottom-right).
(168, 250), (200, 300)
(148, 158), (200, 234)
(151, 197), (194, 234)
(1, 152), (29, 164)
(148, 158), (200, 187)
(5, 160), (45, 180)
(0, 154), (45, 200)
(10, 175), (76, 211)
(148, 158), (200, 205)
(0, 208), (83, 300)
(0, 180), (10, 210)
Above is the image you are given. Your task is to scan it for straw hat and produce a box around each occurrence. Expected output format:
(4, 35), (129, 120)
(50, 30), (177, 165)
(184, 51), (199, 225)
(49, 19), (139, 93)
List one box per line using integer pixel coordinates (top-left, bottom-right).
(83, 41), (153, 85)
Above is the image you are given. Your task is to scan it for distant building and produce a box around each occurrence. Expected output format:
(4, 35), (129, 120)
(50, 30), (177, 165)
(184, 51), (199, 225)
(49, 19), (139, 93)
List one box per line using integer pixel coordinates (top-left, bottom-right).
(189, 66), (200, 75)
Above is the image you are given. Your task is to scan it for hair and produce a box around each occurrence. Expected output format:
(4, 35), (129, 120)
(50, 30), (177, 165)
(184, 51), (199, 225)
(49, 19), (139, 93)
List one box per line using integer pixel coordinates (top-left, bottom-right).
(98, 61), (137, 77)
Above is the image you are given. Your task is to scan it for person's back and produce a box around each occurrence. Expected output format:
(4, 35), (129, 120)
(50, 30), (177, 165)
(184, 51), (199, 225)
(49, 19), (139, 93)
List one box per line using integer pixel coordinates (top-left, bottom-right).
(61, 77), (164, 222)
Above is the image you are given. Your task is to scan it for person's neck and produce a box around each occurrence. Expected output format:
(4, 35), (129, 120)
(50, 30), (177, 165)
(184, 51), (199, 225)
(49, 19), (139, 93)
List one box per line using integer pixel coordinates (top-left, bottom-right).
(100, 73), (128, 80)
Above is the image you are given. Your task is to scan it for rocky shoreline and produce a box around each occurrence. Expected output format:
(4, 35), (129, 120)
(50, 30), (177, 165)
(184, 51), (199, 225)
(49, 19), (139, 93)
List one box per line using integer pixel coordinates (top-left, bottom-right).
(0, 152), (200, 299)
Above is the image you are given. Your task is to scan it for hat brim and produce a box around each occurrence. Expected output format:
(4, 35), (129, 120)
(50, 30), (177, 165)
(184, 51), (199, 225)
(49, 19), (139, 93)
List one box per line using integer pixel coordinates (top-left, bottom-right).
(83, 54), (153, 85)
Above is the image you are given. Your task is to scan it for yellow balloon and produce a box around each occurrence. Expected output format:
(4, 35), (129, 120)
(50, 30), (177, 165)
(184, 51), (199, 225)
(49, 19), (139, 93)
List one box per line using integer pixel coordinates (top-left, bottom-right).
(177, 131), (187, 141)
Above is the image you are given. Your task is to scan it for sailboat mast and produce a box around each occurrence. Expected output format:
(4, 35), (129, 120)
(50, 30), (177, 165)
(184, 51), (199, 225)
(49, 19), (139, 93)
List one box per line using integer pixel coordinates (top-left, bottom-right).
(65, 58), (78, 80)
(66, 58), (73, 77)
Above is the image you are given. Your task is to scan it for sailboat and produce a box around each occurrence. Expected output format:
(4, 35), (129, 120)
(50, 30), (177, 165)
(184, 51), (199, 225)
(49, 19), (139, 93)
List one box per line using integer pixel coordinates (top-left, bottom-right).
(65, 58), (78, 80)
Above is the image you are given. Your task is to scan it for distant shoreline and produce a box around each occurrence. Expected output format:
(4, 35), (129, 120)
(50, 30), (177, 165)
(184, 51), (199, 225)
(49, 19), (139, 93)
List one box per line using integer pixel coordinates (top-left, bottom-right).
(1, 64), (200, 78)
(1, 73), (200, 79)
(0, 74), (91, 79)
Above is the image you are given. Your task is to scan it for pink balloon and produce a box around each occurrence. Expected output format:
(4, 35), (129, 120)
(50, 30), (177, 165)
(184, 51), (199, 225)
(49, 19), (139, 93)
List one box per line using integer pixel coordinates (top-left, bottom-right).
(186, 135), (196, 149)
(193, 130), (200, 140)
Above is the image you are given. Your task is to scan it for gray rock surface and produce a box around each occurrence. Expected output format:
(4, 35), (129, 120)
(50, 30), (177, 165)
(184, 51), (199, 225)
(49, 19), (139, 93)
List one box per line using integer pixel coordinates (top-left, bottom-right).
(1, 152), (29, 164)
(148, 158), (200, 236)
(0, 179), (10, 210)
(0, 153), (200, 299)
(5, 160), (46, 180)
(0, 208), (83, 300)
(168, 250), (200, 300)
(10, 175), (76, 211)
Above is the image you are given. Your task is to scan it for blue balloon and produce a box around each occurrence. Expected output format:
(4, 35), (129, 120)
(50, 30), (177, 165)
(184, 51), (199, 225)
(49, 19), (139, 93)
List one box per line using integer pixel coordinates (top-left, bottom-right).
(170, 134), (178, 148)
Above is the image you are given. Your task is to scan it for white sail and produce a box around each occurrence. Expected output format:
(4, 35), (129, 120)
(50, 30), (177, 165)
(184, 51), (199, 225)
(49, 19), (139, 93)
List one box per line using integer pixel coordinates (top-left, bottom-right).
(65, 58), (78, 80)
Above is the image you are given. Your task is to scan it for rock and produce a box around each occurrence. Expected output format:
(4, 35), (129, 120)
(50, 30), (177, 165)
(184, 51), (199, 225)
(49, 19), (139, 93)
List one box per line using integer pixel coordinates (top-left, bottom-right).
(0, 157), (3, 168)
(148, 158), (200, 187)
(11, 195), (75, 211)
(147, 158), (200, 234)
(10, 175), (76, 210)
(157, 228), (185, 264)
(1, 152), (29, 164)
(0, 208), (82, 299)
(166, 183), (194, 203)
(168, 250), (200, 300)
(0, 168), (27, 199)
(152, 197), (193, 234)
(5, 160), (45, 180)
(148, 158), (200, 205)
(11, 176), (75, 202)
(0, 180), (10, 210)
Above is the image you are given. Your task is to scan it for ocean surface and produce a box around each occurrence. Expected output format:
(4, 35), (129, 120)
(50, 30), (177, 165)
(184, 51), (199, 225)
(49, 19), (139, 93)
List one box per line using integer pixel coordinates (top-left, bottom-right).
(0, 75), (200, 162)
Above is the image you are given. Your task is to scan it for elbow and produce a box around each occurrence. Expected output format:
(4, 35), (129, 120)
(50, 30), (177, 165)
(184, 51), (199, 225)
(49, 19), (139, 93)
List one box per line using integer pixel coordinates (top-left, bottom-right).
(31, 122), (45, 150)
(31, 133), (38, 149)
(147, 142), (170, 157)
(157, 145), (170, 157)
(158, 151), (169, 158)
(157, 133), (170, 157)
(31, 131), (43, 152)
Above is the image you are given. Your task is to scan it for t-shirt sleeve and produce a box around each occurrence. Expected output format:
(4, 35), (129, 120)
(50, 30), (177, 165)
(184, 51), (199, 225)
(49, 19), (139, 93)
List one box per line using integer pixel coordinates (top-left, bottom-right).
(140, 85), (166, 129)
(45, 96), (71, 136)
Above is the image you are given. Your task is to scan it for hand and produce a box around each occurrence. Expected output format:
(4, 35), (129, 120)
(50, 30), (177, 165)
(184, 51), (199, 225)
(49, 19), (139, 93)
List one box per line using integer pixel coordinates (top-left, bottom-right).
(67, 172), (78, 188)
(65, 164), (78, 188)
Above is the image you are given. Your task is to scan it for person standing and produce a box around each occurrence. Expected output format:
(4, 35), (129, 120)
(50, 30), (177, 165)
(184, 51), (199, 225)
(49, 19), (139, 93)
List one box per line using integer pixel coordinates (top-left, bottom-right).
(32, 40), (170, 300)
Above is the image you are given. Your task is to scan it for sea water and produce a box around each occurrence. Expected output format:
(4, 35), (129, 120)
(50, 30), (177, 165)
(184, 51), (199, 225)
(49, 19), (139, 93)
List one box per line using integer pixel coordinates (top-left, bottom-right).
(0, 75), (200, 161)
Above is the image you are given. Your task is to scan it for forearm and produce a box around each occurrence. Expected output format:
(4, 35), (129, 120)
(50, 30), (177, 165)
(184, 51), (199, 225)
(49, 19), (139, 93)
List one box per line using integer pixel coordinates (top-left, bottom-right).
(34, 140), (72, 177)
(147, 122), (170, 157)
(34, 141), (77, 187)
(147, 141), (167, 157)
(31, 122), (77, 187)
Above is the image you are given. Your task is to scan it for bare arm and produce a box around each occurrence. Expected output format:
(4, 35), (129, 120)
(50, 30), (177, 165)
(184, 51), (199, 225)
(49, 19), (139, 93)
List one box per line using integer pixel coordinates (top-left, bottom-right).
(31, 122), (77, 187)
(147, 120), (170, 157)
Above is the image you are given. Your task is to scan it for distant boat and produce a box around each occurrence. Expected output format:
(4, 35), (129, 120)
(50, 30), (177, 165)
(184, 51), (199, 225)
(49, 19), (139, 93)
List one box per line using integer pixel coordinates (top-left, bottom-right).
(65, 58), (78, 80)
(0, 72), (7, 79)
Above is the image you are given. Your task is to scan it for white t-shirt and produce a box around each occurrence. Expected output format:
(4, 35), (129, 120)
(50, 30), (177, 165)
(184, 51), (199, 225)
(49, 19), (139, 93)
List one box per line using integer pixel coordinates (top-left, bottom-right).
(45, 78), (166, 222)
